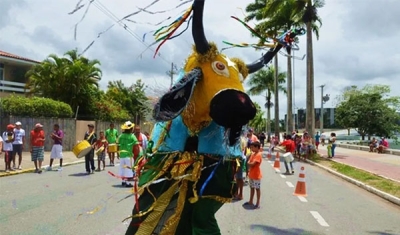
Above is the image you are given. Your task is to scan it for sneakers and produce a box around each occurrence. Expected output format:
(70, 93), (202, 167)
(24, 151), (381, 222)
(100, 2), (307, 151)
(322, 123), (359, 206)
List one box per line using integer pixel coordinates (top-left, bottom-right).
(47, 166), (53, 171)
(57, 167), (63, 171)
(18, 166), (22, 170)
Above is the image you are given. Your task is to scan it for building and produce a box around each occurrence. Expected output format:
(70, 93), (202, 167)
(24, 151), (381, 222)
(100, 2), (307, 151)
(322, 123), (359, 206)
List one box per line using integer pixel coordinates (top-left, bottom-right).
(0, 50), (40, 98)
(285, 108), (341, 129)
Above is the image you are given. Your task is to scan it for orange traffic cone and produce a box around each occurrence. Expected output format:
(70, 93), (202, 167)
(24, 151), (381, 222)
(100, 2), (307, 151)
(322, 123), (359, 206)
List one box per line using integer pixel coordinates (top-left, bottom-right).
(273, 152), (280, 169)
(293, 166), (307, 196)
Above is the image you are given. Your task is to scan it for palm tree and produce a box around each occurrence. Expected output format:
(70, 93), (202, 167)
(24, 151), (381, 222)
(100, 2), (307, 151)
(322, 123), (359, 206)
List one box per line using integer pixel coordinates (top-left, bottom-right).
(245, 0), (324, 136)
(26, 49), (102, 116)
(249, 103), (266, 132)
(247, 67), (286, 142)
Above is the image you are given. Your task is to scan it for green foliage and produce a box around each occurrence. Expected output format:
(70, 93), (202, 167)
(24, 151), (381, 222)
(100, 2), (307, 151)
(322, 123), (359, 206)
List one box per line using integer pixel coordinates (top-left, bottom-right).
(1, 95), (73, 118)
(335, 85), (400, 139)
(94, 97), (130, 121)
(106, 79), (151, 120)
(249, 103), (266, 132)
(25, 49), (102, 117)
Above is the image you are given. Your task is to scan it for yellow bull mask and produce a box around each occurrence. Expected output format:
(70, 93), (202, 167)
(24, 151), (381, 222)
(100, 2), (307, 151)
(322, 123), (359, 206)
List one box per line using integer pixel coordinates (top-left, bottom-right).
(152, 0), (284, 144)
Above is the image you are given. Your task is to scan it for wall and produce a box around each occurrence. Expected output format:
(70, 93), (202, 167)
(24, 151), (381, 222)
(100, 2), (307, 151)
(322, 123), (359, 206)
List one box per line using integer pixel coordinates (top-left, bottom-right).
(0, 117), (125, 151)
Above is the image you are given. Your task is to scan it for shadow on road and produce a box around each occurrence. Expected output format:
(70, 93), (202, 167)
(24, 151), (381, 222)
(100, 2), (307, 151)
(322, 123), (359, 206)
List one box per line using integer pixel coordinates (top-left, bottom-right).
(368, 232), (400, 235)
(68, 173), (90, 177)
(250, 224), (324, 235)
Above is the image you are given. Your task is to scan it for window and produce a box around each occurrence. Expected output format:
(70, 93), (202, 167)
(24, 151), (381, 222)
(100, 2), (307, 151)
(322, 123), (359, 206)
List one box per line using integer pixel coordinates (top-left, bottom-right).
(0, 63), (4, 83)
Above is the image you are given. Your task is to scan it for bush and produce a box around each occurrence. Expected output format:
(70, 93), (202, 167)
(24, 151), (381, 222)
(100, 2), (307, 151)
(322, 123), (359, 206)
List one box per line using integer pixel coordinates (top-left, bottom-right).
(0, 95), (73, 118)
(94, 98), (131, 121)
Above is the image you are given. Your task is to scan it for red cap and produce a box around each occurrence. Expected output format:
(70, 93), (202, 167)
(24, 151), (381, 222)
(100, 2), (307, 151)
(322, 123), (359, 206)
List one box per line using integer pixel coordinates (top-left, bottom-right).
(7, 124), (15, 129)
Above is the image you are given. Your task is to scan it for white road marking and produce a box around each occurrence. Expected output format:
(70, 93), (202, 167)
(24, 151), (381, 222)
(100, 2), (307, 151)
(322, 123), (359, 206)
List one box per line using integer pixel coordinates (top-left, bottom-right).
(286, 181), (294, 187)
(280, 174), (286, 178)
(298, 196), (308, 202)
(310, 211), (330, 227)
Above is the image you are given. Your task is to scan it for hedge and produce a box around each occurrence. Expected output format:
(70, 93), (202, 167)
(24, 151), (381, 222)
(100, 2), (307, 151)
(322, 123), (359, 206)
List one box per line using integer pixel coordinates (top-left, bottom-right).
(0, 95), (74, 118)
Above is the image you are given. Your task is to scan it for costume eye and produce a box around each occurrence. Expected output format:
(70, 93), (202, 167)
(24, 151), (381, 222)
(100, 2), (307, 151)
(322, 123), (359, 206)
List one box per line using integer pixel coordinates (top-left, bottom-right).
(211, 61), (230, 77)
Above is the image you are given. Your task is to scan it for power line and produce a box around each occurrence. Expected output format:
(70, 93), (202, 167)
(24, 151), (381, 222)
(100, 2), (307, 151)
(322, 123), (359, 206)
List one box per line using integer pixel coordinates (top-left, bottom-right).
(91, 0), (173, 65)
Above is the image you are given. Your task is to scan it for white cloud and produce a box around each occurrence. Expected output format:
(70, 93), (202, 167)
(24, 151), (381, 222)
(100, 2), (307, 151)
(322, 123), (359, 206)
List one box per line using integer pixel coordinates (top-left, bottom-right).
(1, 0), (399, 119)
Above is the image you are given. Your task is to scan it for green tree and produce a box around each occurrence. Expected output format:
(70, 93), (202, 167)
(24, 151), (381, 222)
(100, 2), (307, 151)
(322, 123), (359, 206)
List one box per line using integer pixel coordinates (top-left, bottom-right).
(246, 0), (324, 136)
(336, 85), (400, 140)
(249, 103), (266, 132)
(106, 79), (150, 124)
(25, 49), (102, 117)
(247, 67), (286, 142)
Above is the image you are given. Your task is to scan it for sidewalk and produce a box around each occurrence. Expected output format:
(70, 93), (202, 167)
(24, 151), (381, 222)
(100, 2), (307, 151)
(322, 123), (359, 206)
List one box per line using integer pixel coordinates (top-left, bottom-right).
(0, 151), (89, 177)
(317, 144), (400, 182)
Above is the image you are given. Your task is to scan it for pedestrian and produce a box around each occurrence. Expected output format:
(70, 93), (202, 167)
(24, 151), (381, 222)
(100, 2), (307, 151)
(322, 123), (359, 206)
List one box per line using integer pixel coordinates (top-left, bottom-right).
(30, 123), (45, 174)
(117, 121), (139, 187)
(96, 131), (108, 171)
(233, 135), (247, 200)
(315, 131), (321, 150)
(84, 124), (97, 174)
(279, 135), (295, 175)
(12, 121), (25, 170)
(133, 125), (148, 162)
(0, 135), (3, 170)
(105, 123), (118, 166)
(47, 124), (64, 171)
(243, 141), (262, 209)
(2, 124), (15, 172)
(330, 133), (337, 157)
(259, 132), (266, 148)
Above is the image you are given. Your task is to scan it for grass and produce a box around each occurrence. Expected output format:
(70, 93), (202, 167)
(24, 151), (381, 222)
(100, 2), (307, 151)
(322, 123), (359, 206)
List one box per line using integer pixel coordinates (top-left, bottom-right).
(309, 154), (400, 198)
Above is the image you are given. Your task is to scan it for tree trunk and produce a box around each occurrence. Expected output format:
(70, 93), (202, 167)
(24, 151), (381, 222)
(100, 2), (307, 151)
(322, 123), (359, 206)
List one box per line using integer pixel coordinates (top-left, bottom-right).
(266, 91), (271, 142)
(287, 50), (293, 134)
(305, 21), (315, 136)
(274, 55), (280, 140)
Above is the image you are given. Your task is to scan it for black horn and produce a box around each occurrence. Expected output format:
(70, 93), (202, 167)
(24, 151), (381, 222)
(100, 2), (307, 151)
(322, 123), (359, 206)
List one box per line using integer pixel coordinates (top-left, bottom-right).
(192, 0), (210, 54)
(246, 28), (305, 74)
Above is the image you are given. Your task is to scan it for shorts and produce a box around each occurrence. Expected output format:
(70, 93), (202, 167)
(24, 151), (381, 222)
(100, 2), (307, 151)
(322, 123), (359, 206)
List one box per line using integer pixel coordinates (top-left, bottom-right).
(235, 163), (244, 179)
(4, 151), (13, 162)
(249, 179), (261, 189)
(315, 141), (320, 146)
(31, 146), (44, 161)
(50, 144), (63, 159)
(12, 144), (23, 156)
(97, 152), (105, 161)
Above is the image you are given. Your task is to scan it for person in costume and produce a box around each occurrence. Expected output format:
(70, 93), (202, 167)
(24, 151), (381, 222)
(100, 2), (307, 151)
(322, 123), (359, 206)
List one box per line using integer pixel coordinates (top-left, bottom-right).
(117, 121), (139, 187)
(125, 0), (305, 234)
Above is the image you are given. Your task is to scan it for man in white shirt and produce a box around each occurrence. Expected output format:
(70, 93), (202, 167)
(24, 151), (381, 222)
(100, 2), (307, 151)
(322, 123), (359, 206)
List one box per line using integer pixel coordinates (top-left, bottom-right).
(2, 124), (15, 172)
(12, 121), (26, 170)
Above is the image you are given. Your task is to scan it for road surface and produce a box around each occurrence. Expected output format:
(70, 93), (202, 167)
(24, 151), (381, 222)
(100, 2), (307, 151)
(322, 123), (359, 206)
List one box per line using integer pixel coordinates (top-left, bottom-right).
(0, 156), (399, 235)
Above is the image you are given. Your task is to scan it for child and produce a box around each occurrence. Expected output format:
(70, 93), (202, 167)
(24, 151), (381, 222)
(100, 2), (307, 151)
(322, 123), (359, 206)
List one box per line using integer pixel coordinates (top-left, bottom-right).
(234, 135), (247, 200)
(244, 141), (262, 209)
(327, 139), (332, 158)
(96, 131), (108, 171)
(2, 124), (15, 173)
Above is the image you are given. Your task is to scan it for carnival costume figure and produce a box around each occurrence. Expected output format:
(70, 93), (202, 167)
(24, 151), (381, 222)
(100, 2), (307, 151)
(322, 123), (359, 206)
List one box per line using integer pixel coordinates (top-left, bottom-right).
(126, 0), (304, 234)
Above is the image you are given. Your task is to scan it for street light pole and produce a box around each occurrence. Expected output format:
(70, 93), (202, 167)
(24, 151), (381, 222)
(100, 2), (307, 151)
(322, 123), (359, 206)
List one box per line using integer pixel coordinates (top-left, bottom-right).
(319, 85), (325, 134)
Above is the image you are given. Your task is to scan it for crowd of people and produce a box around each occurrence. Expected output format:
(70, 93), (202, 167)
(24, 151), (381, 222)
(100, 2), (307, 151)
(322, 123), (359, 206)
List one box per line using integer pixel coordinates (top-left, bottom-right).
(232, 128), (343, 209)
(0, 121), (150, 183)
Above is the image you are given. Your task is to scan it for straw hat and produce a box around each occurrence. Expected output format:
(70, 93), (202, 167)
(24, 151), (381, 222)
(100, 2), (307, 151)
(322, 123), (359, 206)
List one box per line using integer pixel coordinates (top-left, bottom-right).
(121, 121), (134, 130)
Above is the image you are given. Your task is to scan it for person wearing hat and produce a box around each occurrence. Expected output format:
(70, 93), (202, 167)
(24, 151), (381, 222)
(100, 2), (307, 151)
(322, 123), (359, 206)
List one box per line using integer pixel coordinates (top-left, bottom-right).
(117, 121), (139, 187)
(30, 123), (45, 174)
(12, 121), (25, 170)
(84, 124), (97, 174)
(2, 124), (15, 172)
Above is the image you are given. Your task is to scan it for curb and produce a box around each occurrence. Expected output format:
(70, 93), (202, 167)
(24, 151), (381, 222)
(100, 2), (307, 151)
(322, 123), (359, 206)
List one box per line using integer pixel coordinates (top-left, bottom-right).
(0, 159), (85, 178)
(305, 159), (400, 207)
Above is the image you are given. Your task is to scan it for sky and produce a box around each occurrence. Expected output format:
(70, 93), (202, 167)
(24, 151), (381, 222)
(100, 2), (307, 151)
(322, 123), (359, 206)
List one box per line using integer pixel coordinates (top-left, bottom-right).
(1, 0), (400, 119)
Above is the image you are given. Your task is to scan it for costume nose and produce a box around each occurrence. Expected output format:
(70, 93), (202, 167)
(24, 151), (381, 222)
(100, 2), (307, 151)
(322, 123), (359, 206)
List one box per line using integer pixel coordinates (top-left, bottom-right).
(210, 89), (256, 128)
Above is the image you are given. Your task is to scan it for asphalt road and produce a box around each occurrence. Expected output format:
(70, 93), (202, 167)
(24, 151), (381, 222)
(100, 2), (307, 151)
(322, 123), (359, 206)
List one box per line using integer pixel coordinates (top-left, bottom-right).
(1, 155), (400, 235)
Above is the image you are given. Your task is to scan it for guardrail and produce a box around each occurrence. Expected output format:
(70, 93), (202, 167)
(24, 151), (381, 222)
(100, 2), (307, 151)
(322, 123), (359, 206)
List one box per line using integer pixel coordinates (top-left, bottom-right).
(337, 143), (400, 156)
(0, 80), (29, 93)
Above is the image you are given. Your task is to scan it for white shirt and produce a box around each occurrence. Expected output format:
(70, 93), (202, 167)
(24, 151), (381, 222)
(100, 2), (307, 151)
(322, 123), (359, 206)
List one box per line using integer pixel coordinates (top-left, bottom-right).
(2, 132), (13, 151)
(12, 128), (25, 145)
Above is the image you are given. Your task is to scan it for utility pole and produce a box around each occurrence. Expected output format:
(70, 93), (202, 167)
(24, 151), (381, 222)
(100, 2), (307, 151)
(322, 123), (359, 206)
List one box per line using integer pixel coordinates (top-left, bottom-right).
(319, 85), (330, 135)
(166, 62), (178, 88)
